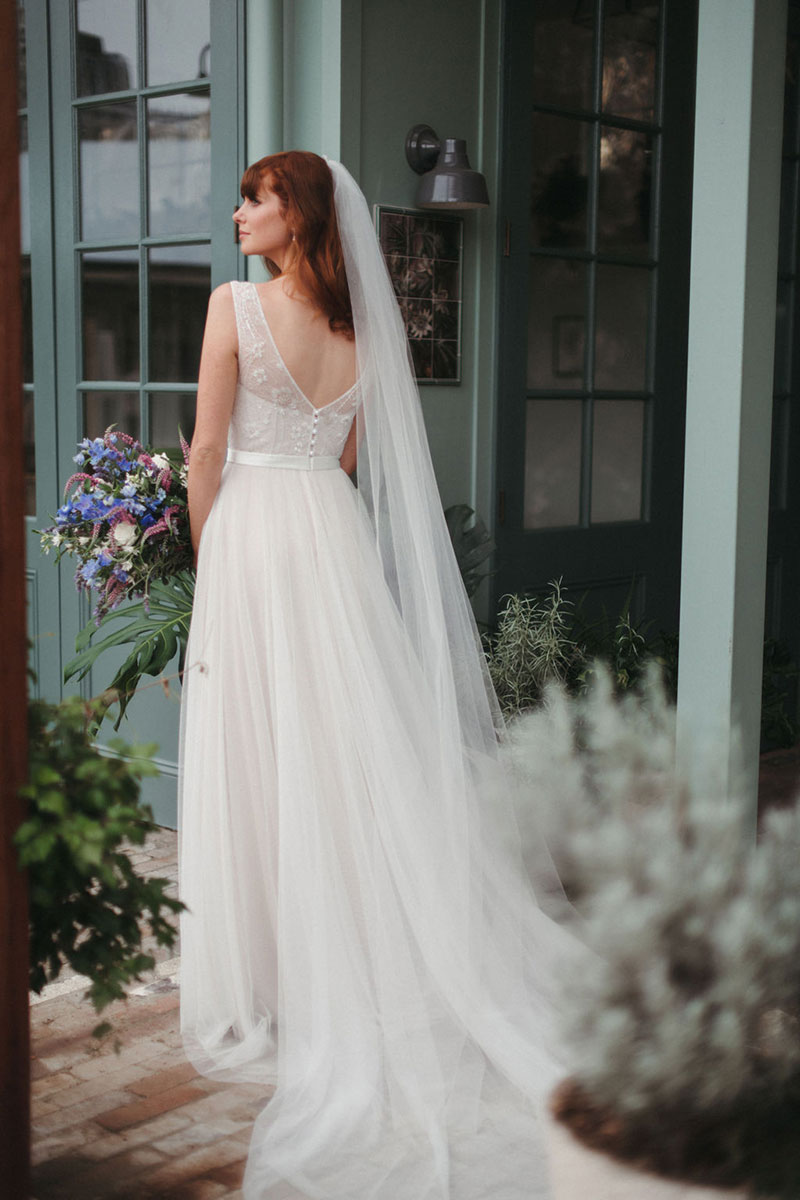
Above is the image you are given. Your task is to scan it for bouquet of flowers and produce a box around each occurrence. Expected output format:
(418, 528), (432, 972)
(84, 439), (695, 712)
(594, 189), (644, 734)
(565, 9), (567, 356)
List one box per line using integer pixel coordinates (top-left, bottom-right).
(40, 429), (193, 623)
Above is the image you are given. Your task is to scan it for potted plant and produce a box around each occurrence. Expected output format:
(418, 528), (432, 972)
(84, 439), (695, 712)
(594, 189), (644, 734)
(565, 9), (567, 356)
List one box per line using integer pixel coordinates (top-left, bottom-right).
(15, 693), (185, 1040)
(505, 670), (800, 1199)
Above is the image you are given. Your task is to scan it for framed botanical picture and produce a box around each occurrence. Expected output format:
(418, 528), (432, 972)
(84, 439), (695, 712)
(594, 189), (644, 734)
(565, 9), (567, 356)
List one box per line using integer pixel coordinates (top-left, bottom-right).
(374, 204), (463, 385)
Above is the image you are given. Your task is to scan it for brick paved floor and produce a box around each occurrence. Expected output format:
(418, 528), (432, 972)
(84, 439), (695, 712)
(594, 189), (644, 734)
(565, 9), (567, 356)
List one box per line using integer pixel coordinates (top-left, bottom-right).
(29, 826), (274, 1200)
(28, 746), (800, 1198)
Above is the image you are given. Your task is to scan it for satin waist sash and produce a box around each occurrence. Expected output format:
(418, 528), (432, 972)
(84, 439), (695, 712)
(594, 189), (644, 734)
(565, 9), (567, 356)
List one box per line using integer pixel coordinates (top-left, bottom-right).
(226, 449), (340, 471)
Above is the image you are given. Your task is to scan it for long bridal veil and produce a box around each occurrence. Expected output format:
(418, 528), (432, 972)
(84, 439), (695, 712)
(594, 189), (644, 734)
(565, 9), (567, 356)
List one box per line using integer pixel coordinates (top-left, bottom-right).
(180, 156), (573, 1200)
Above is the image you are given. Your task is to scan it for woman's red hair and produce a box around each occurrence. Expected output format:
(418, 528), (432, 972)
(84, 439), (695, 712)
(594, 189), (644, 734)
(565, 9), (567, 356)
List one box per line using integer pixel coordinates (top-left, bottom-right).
(240, 151), (354, 339)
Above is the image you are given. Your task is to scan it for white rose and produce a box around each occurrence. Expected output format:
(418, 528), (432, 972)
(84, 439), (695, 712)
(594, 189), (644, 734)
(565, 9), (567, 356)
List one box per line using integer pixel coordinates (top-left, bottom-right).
(112, 522), (137, 547)
(152, 453), (170, 470)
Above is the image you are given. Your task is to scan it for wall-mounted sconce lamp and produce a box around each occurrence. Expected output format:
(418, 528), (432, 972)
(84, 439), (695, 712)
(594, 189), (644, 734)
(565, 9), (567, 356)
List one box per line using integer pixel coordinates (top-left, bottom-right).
(405, 124), (490, 210)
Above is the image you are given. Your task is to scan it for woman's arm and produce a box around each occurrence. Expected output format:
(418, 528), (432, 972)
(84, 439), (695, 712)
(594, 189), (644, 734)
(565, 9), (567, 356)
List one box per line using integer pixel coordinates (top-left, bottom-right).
(188, 284), (239, 561)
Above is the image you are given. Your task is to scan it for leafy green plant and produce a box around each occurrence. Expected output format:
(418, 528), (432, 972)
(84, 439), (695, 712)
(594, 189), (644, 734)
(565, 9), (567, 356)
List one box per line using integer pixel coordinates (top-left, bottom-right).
(510, 673), (800, 1197)
(486, 581), (583, 715)
(15, 695), (186, 1039)
(443, 504), (495, 599)
(64, 569), (194, 729)
(487, 581), (792, 750)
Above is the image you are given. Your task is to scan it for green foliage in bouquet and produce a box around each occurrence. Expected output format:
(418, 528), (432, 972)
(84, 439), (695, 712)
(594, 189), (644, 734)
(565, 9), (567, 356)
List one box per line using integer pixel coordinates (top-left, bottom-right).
(15, 695), (186, 1039)
(65, 570), (195, 729)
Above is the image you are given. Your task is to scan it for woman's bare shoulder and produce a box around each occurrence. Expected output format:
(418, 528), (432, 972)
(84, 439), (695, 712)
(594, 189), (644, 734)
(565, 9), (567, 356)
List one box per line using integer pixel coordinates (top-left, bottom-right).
(203, 283), (238, 350)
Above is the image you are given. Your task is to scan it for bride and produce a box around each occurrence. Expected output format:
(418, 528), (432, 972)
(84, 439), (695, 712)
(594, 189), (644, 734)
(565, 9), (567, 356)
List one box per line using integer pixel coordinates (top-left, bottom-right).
(179, 151), (568, 1200)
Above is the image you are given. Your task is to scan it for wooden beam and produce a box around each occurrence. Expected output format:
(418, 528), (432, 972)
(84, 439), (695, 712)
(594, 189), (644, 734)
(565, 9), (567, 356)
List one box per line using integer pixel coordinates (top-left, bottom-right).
(0, 0), (31, 1192)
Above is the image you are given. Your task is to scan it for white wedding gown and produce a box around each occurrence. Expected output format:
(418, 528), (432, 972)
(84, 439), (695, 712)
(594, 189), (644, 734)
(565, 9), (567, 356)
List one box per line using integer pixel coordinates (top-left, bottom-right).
(178, 280), (568, 1199)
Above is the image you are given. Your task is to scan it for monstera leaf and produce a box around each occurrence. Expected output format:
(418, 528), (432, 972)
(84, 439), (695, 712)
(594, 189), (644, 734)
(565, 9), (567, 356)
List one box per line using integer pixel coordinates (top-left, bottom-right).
(64, 570), (195, 728)
(444, 504), (495, 599)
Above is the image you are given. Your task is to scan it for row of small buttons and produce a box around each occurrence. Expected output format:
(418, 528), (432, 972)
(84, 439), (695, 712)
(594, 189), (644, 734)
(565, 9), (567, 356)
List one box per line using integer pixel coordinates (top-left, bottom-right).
(308, 409), (320, 457)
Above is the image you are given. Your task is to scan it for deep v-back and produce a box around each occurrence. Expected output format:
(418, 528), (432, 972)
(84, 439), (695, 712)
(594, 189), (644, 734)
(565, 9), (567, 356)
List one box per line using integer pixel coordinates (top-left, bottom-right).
(252, 283), (358, 412)
(227, 280), (361, 459)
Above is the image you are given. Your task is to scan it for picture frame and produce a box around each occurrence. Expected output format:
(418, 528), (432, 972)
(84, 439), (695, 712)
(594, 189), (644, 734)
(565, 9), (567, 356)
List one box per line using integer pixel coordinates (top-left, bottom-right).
(374, 204), (463, 385)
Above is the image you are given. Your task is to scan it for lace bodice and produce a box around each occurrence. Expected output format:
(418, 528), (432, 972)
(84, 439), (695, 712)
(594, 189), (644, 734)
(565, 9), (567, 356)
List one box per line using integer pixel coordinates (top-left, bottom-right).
(228, 280), (361, 459)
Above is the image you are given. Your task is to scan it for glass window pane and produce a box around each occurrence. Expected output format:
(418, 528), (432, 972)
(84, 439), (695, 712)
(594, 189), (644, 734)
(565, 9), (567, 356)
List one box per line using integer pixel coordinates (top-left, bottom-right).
(78, 102), (139, 241)
(146, 0), (210, 86)
(524, 399), (583, 529)
(595, 264), (650, 391)
(23, 390), (35, 516)
(149, 244), (211, 381)
(778, 163), (797, 277)
(591, 399), (644, 523)
(602, 2), (660, 121)
(76, 0), (137, 96)
(598, 127), (653, 257)
(774, 280), (793, 395)
(531, 114), (590, 249)
(147, 90), (210, 237)
(784, 33), (799, 156)
(17, 0), (27, 109)
(149, 392), (196, 453)
(770, 397), (789, 511)
(528, 258), (587, 390)
(532, 2), (594, 112)
(84, 390), (140, 440)
(82, 250), (139, 381)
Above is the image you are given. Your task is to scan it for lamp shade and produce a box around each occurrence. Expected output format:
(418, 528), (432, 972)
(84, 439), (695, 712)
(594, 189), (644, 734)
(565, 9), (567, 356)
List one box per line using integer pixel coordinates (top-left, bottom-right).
(415, 138), (490, 210)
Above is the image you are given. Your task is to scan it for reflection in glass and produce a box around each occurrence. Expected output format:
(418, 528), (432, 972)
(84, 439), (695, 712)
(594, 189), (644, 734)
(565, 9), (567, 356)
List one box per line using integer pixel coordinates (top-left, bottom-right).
(149, 393), (196, 453)
(595, 264), (650, 391)
(774, 280), (793, 395)
(23, 390), (35, 516)
(17, 0), (26, 108)
(524, 399), (582, 529)
(528, 258), (587, 390)
(82, 250), (139, 381)
(148, 91), (211, 237)
(602, 2), (659, 121)
(149, 245), (211, 381)
(147, 0), (210, 86)
(76, 0), (137, 96)
(591, 400), (644, 523)
(598, 127), (652, 256)
(79, 102), (139, 241)
(531, 114), (590, 248)
(532, 1), (594, 112)
(84, 391), (140, 441)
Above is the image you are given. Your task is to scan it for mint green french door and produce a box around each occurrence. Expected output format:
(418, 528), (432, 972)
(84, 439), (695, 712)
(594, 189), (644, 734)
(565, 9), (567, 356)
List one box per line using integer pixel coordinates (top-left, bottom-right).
(22, 0), (244, 826)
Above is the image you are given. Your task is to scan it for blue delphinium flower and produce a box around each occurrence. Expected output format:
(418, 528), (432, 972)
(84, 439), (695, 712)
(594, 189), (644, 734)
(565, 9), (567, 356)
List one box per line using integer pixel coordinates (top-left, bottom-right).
(80, 558), (102, 583)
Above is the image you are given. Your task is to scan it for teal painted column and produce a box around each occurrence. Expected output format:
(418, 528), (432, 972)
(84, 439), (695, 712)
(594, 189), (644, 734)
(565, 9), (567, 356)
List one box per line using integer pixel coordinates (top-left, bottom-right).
(281, 0), (362, 174)
(677, 0), (787, 820)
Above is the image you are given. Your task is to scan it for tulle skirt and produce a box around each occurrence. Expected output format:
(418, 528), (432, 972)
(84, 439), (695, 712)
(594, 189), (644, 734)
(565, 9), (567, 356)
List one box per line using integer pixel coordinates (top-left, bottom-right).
(178, 459), (568, 1199)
